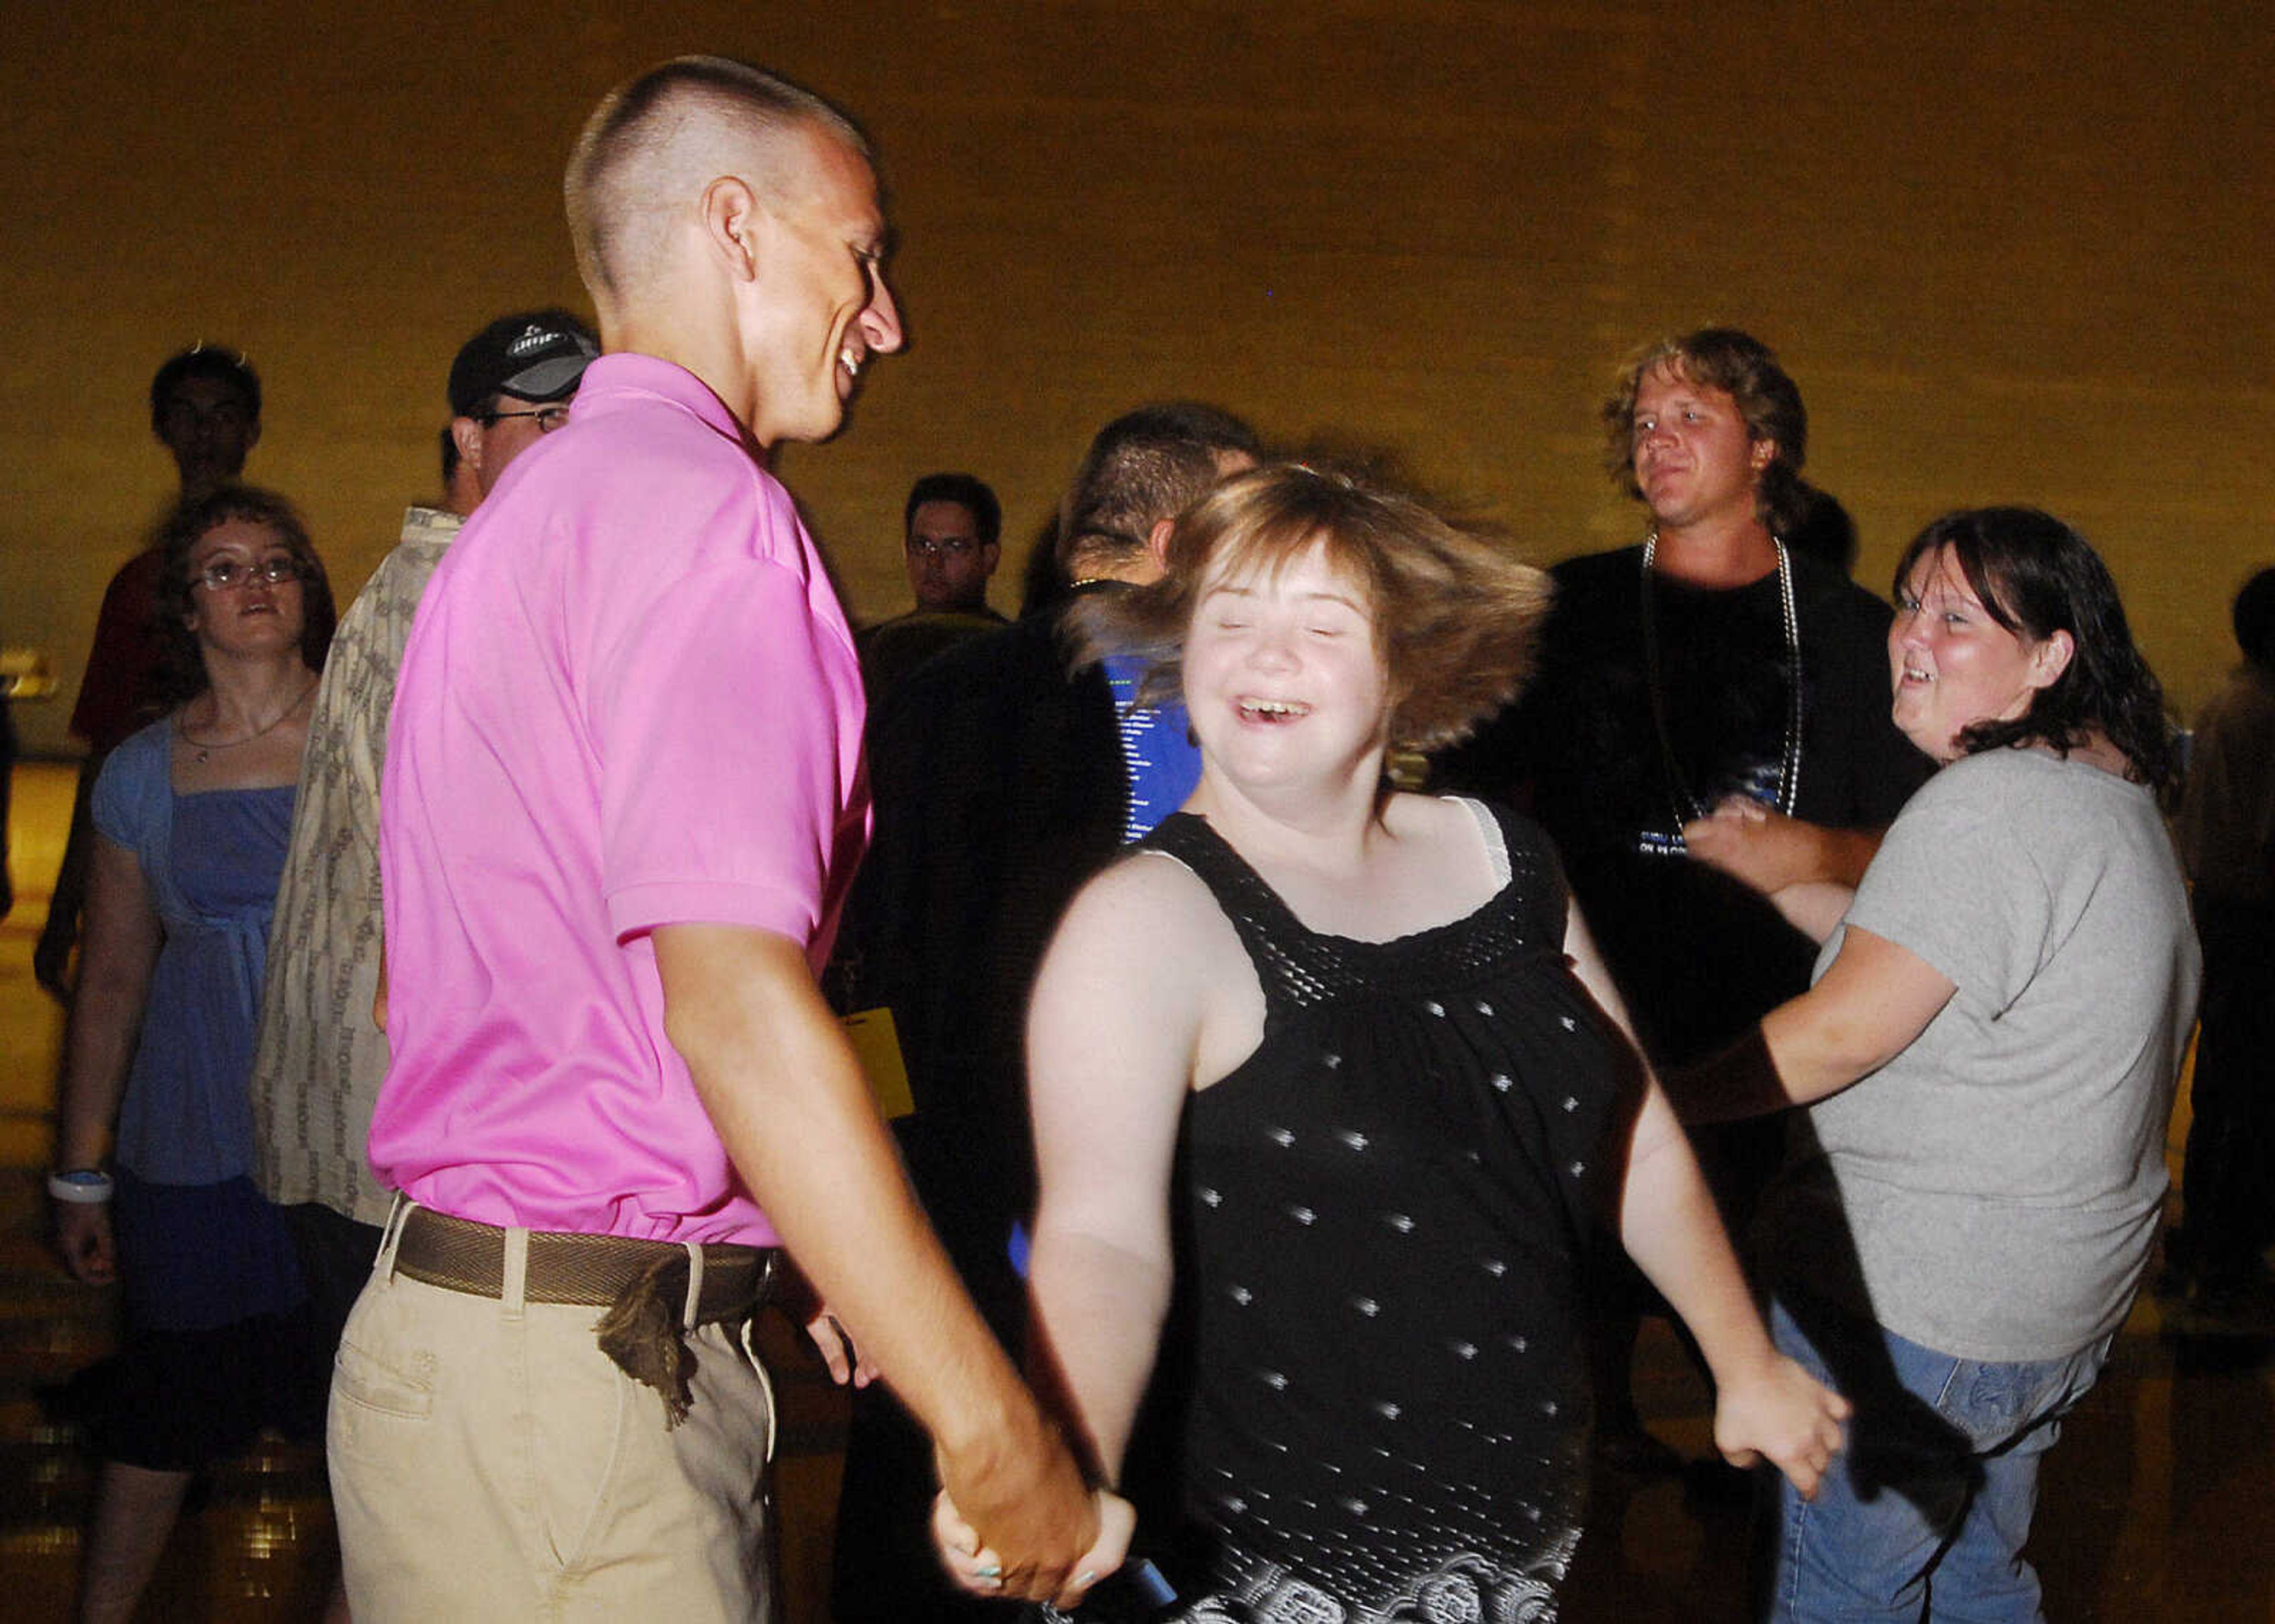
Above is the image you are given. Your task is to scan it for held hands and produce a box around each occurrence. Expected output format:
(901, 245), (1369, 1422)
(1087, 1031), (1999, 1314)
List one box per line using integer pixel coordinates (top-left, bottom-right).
(930, 1419), (1107, 1608)
(934, 1484), (1135, 1610)
(1684, 799), (1854, 938)
(1712, 1351), (1851, 1500)
(1681, 796), (1818, 894)
(55, 1201), (116, 1285)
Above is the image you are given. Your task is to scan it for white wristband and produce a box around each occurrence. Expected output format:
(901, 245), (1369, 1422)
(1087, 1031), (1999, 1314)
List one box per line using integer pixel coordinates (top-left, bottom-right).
(47, 1169), (115, 1205)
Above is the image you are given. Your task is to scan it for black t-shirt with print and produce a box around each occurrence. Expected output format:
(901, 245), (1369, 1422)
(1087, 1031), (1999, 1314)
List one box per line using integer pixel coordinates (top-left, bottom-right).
(1438, 544), (1931, 1068)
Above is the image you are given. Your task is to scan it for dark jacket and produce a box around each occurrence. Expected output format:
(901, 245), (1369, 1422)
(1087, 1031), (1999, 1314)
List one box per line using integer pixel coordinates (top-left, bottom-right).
(843, 583), (1131, 1242)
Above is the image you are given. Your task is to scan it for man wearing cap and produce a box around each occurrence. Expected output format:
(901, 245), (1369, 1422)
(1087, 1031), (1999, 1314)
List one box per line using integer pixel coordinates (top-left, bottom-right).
(441, 309), (601, 497)
(248, 307), (599, 1385)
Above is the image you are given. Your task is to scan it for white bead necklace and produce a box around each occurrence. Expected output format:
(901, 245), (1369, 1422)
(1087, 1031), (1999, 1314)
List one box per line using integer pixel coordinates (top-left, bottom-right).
(1636, 533), (1803, 854)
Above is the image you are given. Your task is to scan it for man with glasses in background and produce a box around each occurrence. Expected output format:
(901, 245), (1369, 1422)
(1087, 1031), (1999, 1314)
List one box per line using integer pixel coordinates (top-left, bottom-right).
(857, 471), (1008, 704)
(443, 310), (599, 494)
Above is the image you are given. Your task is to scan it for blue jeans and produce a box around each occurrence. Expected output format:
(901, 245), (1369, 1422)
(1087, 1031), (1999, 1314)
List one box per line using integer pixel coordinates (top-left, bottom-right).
(1765, 1295), (2111, 1623)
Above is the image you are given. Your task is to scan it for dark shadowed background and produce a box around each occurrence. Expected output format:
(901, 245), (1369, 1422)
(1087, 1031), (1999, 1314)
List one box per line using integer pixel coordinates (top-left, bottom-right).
(4, 1), (2270, 754)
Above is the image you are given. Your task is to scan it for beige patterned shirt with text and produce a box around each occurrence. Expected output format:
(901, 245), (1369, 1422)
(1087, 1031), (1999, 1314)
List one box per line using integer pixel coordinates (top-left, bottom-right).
(250, 506), (460, 1224)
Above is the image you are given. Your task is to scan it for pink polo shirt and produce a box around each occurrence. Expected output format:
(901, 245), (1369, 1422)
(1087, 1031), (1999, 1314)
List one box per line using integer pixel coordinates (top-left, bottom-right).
(370, 354), (868, 1245)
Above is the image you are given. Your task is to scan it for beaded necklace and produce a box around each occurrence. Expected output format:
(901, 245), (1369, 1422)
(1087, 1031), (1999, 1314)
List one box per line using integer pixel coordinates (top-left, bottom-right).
(1636, 533), (1803, 855)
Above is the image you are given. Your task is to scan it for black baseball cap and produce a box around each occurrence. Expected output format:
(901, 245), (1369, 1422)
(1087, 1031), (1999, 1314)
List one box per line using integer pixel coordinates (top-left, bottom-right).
(448, 309), (600, 417)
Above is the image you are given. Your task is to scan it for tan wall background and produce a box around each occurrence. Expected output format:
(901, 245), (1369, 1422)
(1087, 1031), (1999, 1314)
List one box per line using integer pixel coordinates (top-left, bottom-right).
(4, 1), (2270, 756)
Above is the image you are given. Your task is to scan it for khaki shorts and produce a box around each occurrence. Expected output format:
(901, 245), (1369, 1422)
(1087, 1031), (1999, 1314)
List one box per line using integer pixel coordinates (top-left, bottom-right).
(328, 1208), (778, 1622)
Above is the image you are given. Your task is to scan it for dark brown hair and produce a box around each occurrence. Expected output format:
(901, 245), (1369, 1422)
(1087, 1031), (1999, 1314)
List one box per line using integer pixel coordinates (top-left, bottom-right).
(1055, 402), (1263, 578)
(152, 485), (335, 704)
(149, 344), (260, 435)
(1894, 507), (2174, 795)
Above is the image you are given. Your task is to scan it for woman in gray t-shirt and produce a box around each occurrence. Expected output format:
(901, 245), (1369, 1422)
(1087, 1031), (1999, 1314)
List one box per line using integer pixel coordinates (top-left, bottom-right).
(1671, 507), (2198, 1623)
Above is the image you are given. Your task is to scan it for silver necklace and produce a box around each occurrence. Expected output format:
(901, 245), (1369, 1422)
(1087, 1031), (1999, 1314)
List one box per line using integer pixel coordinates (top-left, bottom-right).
(177, 677), (317, 765)
(1636, 533), (1803, 854)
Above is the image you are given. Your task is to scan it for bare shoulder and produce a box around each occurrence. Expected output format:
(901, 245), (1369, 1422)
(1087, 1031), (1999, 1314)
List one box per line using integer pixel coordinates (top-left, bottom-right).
(1090, 848), (1248, 978)
(1379, 790), (1508, 917)
(1055, 849), (1236, 966)
(1385, 789), (1488, 847)
(1075, 844), (1219, 913)
(1036, 847), (1255, 1087)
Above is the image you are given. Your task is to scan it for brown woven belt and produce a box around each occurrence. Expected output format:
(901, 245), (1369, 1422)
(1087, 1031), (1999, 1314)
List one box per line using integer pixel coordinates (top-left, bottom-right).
(393, 1206), (777, 1426)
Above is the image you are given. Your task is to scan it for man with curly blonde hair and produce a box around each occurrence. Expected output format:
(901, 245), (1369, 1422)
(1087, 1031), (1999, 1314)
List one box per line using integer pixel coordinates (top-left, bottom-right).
(1437, 328), (1927, 1470)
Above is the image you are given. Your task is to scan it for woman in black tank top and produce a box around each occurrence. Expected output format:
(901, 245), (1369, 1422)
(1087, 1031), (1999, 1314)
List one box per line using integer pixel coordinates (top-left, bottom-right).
(934, 462), (1849, 1622)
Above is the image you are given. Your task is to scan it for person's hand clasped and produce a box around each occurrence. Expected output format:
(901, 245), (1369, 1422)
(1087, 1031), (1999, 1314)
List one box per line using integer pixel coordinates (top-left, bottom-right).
(928, 1423), (1103, 1606)
(803, 1309), (878, 1388)
(1712, 1351), (1851, 1500)
(1681, 796), (1816, 893)
(54, 1200), (116, 1286)
(934, 1485), (1134, 1610)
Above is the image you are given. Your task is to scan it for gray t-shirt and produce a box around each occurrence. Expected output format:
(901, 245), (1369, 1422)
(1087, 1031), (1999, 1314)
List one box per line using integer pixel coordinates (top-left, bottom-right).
(1761, 748), (2199, 1362)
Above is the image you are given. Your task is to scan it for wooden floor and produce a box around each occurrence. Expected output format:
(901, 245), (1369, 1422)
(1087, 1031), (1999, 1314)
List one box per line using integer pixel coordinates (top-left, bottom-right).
(5, 758), (2273, 1620)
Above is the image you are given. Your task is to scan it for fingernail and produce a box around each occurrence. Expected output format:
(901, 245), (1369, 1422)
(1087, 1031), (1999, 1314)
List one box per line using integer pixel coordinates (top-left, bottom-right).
(977, 1562), (1001, 1579)
(1077, 1569), (1097, 1587)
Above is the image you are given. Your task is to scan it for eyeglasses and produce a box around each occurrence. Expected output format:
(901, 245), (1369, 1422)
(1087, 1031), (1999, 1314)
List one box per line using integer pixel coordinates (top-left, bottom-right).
(908, 535), (985, 559)
(479, 404), (573, 433)
(193, 554), (307, 592)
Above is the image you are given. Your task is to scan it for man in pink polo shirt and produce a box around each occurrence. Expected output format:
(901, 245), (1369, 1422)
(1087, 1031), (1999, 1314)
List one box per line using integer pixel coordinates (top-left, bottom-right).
(328, 57), (1103, 1620)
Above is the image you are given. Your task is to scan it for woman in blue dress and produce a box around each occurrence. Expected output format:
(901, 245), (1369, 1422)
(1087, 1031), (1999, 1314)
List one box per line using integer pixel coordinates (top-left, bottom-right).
(50, 485), (335, 1623)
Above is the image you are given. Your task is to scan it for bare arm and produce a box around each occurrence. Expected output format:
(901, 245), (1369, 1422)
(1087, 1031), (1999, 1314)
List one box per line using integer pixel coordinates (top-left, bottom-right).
(1566, 908), (1850, 1496)
(1759, 881), (1855, 944)
(1683, 799), (1886, 941)
(52, 835), (162, 1283)
(1664, 925), (1956, 1126)
(1022, 860), (1210, 1484)
(937, 859), (1226, 1598)
(1682, 798), (1886, 893)
(651, 924), (1096, 1604)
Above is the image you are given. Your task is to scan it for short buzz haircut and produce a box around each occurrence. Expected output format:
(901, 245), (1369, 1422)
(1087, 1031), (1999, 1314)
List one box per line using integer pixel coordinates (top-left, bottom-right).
(149, 344), (261, 435)
(1601, 328), (1809, 536)
(565, 55), (872, 305)
(1056, 402), (1263, 576)
(905, 473), (1001, 549)
(1072, 460), (1552, 754)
